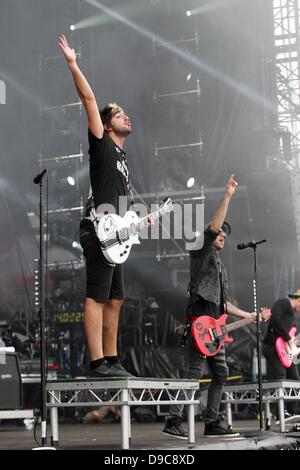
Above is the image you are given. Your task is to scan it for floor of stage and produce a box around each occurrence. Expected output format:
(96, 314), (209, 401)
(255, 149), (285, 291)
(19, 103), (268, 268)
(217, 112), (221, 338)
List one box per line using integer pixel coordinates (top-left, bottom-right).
(1, 418), (300, 450)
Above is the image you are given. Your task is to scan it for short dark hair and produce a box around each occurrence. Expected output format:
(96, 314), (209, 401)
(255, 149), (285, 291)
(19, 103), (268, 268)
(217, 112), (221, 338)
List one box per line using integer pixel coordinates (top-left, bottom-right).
(220, 221), (231, 237)
(288, 288), (300, 299)
(100, 102), (123, 128)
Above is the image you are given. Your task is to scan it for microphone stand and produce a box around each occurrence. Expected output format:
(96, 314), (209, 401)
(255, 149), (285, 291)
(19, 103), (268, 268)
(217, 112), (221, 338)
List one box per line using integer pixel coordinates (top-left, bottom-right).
(33, 172), (55, 450)
(39, 177), (47, 445)
(250, 243), (264, 430)
(36, 175), (48, 446)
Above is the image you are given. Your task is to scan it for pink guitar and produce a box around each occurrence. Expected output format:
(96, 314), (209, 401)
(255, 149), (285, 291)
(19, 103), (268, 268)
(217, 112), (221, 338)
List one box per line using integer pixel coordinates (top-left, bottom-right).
(275, 327), (300, 368)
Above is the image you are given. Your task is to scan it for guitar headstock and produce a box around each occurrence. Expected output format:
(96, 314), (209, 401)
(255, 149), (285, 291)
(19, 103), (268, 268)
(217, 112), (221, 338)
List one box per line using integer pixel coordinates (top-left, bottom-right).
(162, 197), (173, 212)
(260, 307), (272, 322)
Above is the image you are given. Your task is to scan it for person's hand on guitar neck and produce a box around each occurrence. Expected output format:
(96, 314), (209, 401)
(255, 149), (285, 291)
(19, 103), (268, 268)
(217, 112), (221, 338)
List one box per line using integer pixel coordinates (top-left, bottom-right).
(146, 214), (155, 227)
(250, 307), (272, 323)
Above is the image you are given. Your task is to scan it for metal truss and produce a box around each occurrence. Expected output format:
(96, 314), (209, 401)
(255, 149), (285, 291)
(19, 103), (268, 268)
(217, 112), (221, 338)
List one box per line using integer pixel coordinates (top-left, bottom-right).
(46, 378), (199, 409)
(290, 169), (300, 254)
(223, 380), (300, 403)
(273, 0), (300, 166)
(48, 386), (197, 408)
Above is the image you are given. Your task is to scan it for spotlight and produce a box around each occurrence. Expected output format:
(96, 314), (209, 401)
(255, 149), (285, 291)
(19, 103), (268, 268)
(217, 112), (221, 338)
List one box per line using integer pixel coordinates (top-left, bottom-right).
(186, 73), (192, 82)
(72, 241), (82, 250)
(186, 10), (191, 17)
(70, 24), (76, 31)
(67, 176), (75, 186)
(187, 177), (195, 188)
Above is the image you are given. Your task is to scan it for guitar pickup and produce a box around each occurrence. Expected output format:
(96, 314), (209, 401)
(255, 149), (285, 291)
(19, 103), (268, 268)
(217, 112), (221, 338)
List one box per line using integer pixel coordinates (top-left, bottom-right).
(208, 328), (214, 341)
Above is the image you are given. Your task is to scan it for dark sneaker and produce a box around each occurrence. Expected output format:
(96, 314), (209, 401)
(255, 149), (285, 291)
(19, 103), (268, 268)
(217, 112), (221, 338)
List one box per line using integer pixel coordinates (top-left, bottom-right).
(88, 362), (130, 378)
(162, 417), (188, 440)
(107, 361), (135, 377)
(204, 421), (240, 437)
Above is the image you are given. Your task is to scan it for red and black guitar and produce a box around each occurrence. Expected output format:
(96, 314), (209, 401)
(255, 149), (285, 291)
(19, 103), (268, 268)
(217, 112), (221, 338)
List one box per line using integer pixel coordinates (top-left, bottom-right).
(191, 312), (269, 357)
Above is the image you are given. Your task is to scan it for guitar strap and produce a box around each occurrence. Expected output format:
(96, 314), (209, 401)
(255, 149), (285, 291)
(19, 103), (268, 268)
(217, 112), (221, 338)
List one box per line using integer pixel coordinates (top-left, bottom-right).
(83, 179), (135, 234)
(181, 322), (190, 348)
(83, 189), (99, 232)
(219, 262), (227, 316)
(128, 185), (135, 207)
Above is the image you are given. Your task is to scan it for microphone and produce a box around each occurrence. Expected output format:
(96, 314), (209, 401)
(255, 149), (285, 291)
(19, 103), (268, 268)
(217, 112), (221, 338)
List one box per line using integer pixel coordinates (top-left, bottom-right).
(237, 239), (267, 250)
(33, 169), (47, 184)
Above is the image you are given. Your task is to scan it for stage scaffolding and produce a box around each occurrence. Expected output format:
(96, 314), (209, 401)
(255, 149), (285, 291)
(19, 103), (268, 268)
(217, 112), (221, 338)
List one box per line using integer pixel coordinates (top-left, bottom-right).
(273, 0), (300, 168)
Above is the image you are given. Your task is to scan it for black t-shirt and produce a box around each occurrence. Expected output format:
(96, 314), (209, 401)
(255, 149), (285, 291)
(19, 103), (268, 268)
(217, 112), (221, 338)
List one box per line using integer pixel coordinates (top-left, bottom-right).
(263, 298), (295, 346)
(88, 130), (130, 215)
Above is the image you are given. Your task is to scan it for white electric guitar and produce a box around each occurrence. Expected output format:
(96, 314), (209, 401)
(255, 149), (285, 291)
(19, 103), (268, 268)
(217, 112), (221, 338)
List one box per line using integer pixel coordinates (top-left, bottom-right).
(97, 198), (173, 265)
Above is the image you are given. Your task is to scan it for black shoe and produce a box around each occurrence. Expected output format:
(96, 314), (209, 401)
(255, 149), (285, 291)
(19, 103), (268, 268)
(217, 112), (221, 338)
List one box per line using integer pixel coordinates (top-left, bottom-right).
(88, 361), (130, 378)
(204, 421), (240, 437)
(162, 417), (188, 440)
(107, 361), (135, 377)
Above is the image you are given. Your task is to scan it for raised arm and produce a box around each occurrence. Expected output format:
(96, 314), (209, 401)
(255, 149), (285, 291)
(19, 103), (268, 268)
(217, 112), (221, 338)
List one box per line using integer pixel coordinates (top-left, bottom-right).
(209, 174), (238, 233)
(59, 34), (103, 139)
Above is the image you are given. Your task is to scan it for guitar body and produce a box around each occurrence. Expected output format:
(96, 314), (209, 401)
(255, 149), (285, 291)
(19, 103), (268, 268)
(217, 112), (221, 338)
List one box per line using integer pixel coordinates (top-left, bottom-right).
(97, 198), (173, 265)
(97, 211), (140, 265)
(275, 327), (300, 368)
(191, 314), (234, 357)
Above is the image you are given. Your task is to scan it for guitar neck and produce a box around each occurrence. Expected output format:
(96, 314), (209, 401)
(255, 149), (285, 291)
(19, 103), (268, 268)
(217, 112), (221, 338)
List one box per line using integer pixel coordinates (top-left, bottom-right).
(117, 202), (172, 242)
(226, 316), (254, 333)
(138, 206), (168, 231)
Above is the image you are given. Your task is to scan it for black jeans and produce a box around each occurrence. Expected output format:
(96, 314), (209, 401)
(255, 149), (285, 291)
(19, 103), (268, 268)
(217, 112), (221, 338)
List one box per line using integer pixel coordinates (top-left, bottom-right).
(169, 336), (228, 425)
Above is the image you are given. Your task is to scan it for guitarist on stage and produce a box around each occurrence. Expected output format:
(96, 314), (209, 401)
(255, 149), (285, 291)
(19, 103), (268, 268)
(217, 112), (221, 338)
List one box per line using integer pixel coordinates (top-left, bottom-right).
(163, 175), (268, 439)
(262, 290), (300, 381)
(59, 35), (136, 378)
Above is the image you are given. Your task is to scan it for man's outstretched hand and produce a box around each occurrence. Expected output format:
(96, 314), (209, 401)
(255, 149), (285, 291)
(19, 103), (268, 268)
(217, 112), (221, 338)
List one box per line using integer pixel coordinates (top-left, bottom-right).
(225, 174), (238, 199)
(59, 34), (77, 65)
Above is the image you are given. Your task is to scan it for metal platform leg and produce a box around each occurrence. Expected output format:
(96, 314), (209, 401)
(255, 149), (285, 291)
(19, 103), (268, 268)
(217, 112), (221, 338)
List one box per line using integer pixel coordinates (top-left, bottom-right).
(121, 388), (130, 450)
(278, 387), (285, 433)
(49, 390), (59, 447)
(187, 403), (195, 445)
(225, 394), (233, 429)
(128, 403), (132, 447)
(265, 400), (271, 430)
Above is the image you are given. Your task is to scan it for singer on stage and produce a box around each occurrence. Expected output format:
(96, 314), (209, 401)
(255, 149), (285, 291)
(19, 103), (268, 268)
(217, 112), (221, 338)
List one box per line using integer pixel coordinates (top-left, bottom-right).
(162, 175), (271, 439)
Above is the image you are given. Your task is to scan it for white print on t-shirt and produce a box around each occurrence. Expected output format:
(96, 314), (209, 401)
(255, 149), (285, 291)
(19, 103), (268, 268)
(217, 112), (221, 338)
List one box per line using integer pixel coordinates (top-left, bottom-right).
(117, 159), (129, 183)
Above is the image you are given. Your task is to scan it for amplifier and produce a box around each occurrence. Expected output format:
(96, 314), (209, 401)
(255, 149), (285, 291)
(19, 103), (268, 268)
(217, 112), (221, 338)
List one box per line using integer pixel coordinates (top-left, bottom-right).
(0, 352), (22, 409)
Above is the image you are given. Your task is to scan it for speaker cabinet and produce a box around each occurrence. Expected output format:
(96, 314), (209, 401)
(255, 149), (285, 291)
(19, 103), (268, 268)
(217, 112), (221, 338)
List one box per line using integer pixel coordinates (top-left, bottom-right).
(0, 352), (22, 409)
